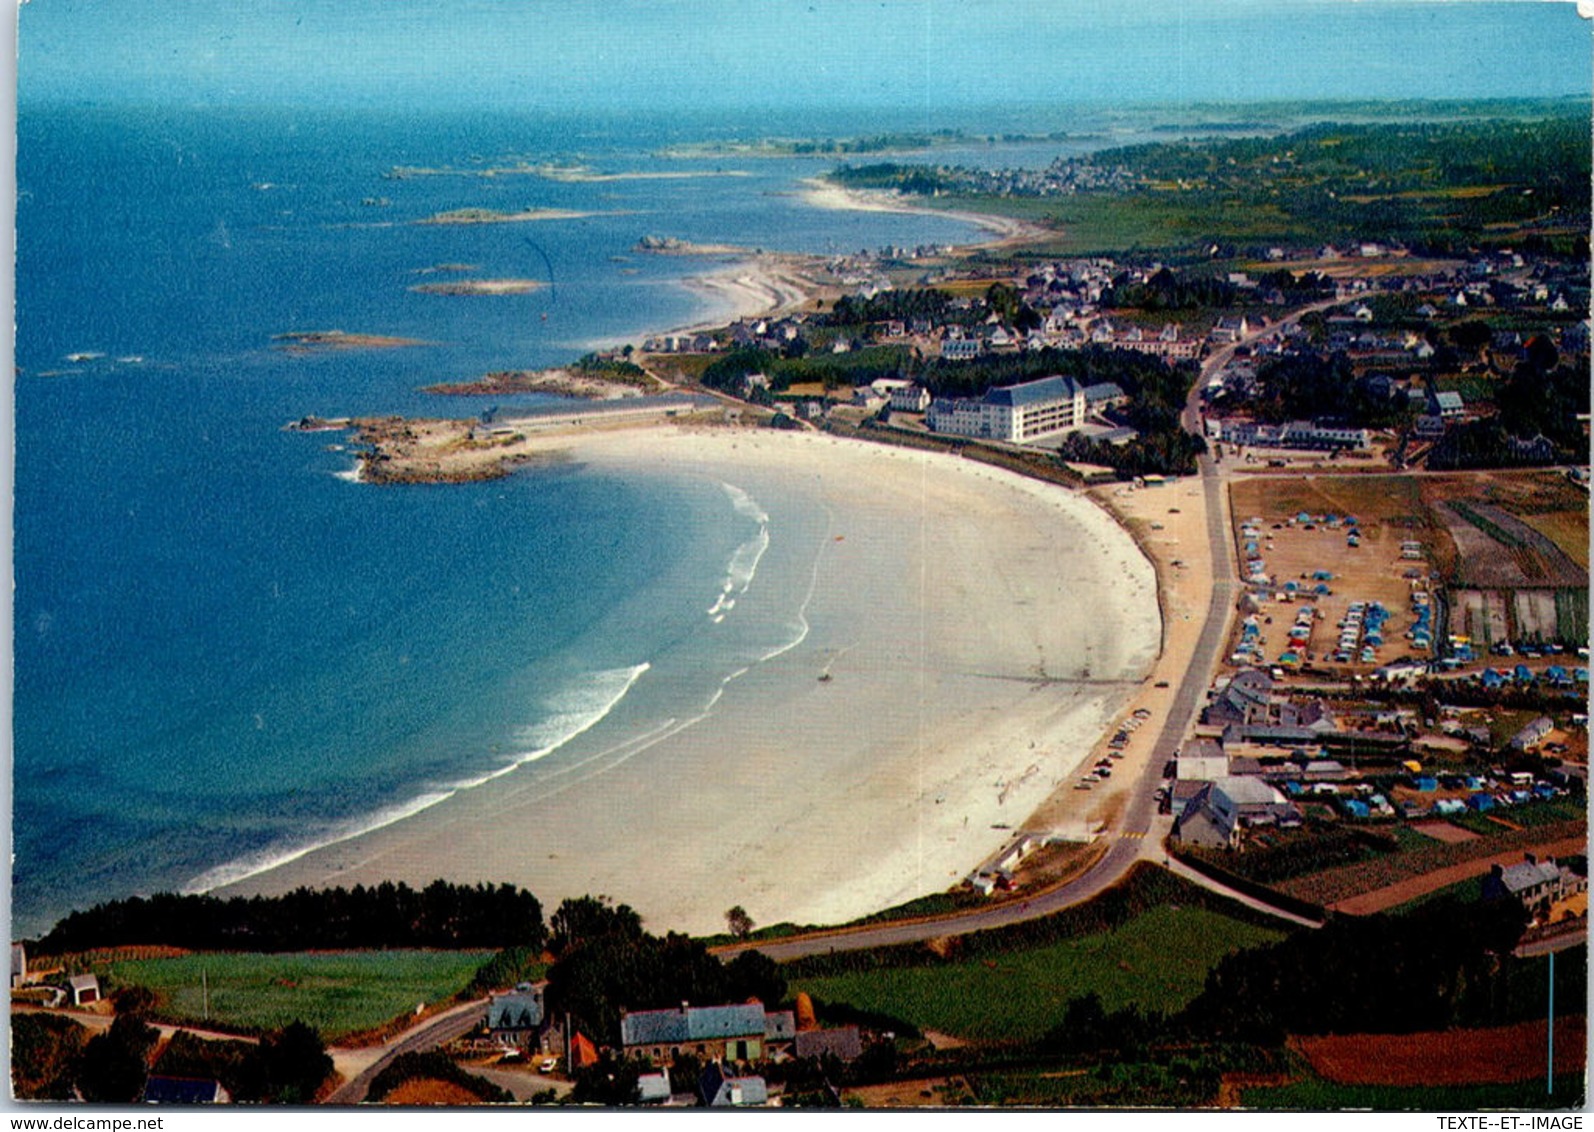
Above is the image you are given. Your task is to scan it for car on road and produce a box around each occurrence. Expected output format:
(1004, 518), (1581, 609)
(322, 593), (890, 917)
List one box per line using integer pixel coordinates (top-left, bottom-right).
(540, 1057), (559, 1074)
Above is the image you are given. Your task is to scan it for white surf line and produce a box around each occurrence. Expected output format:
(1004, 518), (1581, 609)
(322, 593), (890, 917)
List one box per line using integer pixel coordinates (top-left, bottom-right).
(752, 498), (836, 665)
(186, 664), (653, 894)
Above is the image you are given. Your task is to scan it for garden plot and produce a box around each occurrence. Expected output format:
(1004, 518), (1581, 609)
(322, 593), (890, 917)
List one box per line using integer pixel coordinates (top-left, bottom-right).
(1452, 590), (1510, 647)
(1512, 590), (1561, 642)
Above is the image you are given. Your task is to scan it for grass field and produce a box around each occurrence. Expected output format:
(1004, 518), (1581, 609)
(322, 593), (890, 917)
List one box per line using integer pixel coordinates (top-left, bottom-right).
(792, 905), (1284, 1042)
(1241, 1073), (1585, 1110)
(105, 951), (493, 1040)
(1516, 510), (1591, 572)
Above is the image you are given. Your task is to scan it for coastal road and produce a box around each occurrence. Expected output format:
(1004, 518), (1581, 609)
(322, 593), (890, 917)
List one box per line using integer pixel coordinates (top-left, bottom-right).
(721, 443), (1252, 961)
(325, 997), (489, 1105)
(716, 298), (1418, 963)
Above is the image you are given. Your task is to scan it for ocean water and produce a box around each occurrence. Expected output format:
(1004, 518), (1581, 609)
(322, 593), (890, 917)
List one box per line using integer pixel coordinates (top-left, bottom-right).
(15, 104), (1071, 935)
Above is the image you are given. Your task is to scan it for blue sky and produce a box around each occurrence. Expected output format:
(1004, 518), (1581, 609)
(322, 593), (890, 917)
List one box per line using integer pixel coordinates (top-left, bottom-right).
(16, 0), (1593, 110)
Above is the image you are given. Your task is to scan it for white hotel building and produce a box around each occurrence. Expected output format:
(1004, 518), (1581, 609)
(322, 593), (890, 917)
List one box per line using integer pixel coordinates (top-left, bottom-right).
(925, 375), (1087, 444)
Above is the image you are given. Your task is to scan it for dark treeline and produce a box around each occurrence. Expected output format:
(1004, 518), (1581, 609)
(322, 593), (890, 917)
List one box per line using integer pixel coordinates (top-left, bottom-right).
(1176, 897), (1533, 1042)
(919, 344), (1192, 406)
(1249, 351), (1412, 427)
(1100, 266), (1237, 311)
(14, 1015), (336, 1104)
(822, 288), (973, 330)
(542, 896), (786, 1048)
(1429, 357), (1589, 471)
(35, 880), (546, 954)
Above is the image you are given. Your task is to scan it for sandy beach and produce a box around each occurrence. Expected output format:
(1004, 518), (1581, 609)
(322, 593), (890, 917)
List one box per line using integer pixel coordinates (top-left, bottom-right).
(224, 426), (1160, 934)
(800, 179), (1049, 250)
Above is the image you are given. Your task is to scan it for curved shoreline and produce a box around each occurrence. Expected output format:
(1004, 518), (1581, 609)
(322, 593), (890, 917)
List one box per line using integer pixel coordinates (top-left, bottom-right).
(222, 427), (1161, 934)
(799, 177), (1051, 250)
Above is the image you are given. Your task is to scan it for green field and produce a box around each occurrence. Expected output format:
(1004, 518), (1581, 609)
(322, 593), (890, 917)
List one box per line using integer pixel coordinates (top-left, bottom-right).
(1242, 1074), (1585, 1111)
(105, 950), (493, 1040)
(793, 905), (1284, 1042)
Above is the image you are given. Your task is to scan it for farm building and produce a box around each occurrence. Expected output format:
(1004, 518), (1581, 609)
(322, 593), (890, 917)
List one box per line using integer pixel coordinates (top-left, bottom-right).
(620, 1002), (795, 1066)
(68, 974), (100, 1007)
(1481, 854), (1587, 915)
(794, 1027), (864, 1062)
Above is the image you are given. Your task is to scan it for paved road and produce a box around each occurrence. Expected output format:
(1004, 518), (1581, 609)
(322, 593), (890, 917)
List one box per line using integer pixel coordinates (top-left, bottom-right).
(325, 997), (489, 1105)
(1515, 927), (1587, 958)
(716, 332), (1292, 962)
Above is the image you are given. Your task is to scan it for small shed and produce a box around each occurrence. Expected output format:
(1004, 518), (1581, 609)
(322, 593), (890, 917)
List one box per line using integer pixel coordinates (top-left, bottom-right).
(68, 974), (100, 1007)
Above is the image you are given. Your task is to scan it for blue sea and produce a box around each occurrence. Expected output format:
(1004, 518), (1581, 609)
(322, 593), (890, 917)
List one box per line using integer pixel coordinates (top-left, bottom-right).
(13, 103), (1134, 936)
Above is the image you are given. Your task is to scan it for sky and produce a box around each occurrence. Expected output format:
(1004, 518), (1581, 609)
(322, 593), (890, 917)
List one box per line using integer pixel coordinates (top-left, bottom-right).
(13, 0), (1594, 111)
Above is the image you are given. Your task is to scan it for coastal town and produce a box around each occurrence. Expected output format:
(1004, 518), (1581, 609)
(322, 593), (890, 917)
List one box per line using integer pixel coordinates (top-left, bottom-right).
(14, 107), (1590, 1110)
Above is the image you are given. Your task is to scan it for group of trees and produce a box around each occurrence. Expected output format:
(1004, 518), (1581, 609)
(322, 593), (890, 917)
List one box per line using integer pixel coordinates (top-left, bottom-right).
(1248, 352), (1411, 428)
(542, 896), (785, 1048)
(12, 1014), (333, 1104)
(1100, 266), (1238, 312)
(36, 881), (546, 954)
(1175, 898), (1533, 1043)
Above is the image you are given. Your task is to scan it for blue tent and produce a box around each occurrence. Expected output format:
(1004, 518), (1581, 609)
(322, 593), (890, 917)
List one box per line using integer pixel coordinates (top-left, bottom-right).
(1513, 664), (1534, 683)
(1342, 799), (1370, 819)
(1466, 793), (1495, 812)
(1414, 776), (1438, 792)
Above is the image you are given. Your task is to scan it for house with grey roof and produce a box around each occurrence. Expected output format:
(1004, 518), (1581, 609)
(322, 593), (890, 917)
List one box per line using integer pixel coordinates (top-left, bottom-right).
(487, 984), (547, 1050)
(142, 1076), (231, 1105)
(698, 1062), (769, 1107)
(1509, 716), (1555, 752)
(1481, 854), (1586, 914)
(620, 1001), (785, 1066)
(1171, 782), (1238, 848)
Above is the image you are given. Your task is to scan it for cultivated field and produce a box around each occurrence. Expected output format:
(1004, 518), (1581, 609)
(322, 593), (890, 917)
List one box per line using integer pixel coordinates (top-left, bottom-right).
(1294, 1016), (1586, 1086)
(1273, 819), (1585, 910)
(792, 904), (1283, 1042)
(104, 950), (493, 1040)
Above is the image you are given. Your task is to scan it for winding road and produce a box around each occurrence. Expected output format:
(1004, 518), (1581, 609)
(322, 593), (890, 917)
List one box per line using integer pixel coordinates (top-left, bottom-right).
(710, 314), (1361, 964)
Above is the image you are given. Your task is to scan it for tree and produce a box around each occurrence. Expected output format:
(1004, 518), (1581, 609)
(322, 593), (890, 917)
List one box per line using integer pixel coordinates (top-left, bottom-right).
(570, 1052), (642, 1106)
(725, 905), (754, 939)
(111, 984), (159, 1016)
(724, 950), (786, 1008)
(76, 1014), (158, 1103)
(549, 895), (643, 957)
(11, 1013), (88, 1100)
(259, 1021), (333, 1104)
